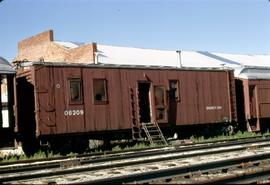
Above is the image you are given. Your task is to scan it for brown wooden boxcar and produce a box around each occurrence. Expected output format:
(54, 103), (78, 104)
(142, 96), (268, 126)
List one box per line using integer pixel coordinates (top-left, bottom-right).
(14, 62), (237, 151)
(235, 67), (270, 132)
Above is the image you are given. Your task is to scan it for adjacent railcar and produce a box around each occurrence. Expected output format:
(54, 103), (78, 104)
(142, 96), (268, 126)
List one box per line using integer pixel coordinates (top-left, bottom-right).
(235, 67), (270, 132)
(14, 61), (237, 153)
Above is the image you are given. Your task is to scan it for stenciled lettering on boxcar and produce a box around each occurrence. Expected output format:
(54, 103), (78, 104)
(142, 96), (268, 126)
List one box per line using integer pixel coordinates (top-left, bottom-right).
(64, 109), (84, 116)
(206, 106), (222, 110)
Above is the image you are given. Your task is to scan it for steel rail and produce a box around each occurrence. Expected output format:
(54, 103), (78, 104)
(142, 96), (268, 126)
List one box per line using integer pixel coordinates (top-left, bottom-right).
(0, 145), (164, 166)
(201, 166), (270, 184)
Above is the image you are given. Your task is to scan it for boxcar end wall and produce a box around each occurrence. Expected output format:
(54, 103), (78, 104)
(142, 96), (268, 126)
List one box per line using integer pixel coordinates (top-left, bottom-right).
(236, 78), (270, 132)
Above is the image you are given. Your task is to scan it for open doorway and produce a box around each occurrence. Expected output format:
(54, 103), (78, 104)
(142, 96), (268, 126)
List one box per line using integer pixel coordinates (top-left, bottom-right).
(138, 82), (151, 123)
(16, 77), (38, 154)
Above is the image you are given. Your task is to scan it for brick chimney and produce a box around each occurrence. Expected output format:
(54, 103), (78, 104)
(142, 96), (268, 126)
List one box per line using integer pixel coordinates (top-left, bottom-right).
(66, 42), (97, 63)
(18, 30), (54, 51)
(13, 30), (96, 64)
(13, 30), (56, 62)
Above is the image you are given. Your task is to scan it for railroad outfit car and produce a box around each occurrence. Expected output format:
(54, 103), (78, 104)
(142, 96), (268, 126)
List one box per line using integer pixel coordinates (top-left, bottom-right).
(13, 30), (270, 155)
(14, 61), (237, 153)
(197, 52), (270, 132)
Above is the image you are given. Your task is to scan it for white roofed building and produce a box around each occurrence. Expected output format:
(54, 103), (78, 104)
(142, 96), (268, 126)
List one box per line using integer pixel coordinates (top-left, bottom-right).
(12, 29), (270, 134)
(13, 30), (270, 80)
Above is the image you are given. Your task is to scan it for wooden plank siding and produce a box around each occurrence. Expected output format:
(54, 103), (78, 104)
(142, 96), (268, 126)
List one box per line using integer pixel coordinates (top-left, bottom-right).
(16, 64), (237, 136)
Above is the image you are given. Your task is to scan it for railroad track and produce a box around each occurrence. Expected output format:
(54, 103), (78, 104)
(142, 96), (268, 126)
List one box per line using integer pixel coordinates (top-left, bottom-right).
(0, 135), (266, 165)
(1, 137), (270, 184)
(1, 136), (270, 175)
(83, 152), (270, 184)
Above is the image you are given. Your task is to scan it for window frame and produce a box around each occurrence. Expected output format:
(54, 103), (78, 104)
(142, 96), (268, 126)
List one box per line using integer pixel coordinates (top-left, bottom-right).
(168, 80), (180, 102)
(153, 85), (167, 123)
(93, 78), (108, 105)
(68, 78), (83, 105)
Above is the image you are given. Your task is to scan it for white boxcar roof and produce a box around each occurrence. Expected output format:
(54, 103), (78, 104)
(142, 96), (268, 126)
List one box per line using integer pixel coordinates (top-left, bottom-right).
(96, 44), (270, 79)
(96, 44), (228, 68)
(54, 41), (270, 79)
(208, 52), (270, 79)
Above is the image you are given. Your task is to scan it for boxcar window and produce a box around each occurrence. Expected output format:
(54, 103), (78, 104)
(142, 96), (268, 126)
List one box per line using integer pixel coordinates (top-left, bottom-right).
(168, 80), (180, 101)
(154, 85), (167, 122)
(69, 79), (82, 104)
(93, 79), (108, 104)
(154, 86), (165, 106)
(249, 85), (255, 101)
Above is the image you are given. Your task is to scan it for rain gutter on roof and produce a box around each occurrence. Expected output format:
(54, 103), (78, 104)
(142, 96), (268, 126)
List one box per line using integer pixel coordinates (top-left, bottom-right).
(20, 61), (233, 72)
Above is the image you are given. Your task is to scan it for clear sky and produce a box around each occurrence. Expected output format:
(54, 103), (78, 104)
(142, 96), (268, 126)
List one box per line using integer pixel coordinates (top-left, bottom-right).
(0, 0), (270, 62)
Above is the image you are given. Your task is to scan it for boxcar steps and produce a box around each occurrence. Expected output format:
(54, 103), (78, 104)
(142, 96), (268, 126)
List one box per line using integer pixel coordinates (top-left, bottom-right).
(141, 122), (168, 146)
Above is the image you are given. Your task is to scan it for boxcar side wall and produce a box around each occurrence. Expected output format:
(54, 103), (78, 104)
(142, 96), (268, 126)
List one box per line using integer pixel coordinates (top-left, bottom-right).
(175, 70), (233, 125)
(241, 79), (270, 120)
(31, 65), (236, 136)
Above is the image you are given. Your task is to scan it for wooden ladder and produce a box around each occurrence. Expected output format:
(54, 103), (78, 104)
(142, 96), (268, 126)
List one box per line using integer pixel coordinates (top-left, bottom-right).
(129, 87), (142, 140)
(141, 122), (168, 146)
(228, 71), (237, 121)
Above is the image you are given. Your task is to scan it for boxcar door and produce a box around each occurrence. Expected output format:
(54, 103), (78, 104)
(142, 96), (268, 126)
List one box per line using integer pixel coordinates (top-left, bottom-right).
(153, 85), (168, 123)
(249, 85), (257, 119)
(257, 85), (270, 118)
(137, 82), (152, 123)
